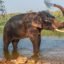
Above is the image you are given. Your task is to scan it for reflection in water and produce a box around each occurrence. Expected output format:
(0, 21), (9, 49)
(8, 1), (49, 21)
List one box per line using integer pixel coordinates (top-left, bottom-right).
(3, 50), (41, 64)
(0, 36), (64, 63)
(3, 48), (40, 59)
(4, 51), (11, 60)
(4, 50), (19, 60)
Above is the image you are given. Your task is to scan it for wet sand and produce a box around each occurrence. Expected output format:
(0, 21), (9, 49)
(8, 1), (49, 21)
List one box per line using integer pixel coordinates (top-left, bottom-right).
(0, 56), (64, 64)
(0, 56), (56, 64)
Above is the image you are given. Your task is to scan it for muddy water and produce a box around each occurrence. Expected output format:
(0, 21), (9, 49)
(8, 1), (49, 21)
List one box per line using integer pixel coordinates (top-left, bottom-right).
(0, 36), (64, 60)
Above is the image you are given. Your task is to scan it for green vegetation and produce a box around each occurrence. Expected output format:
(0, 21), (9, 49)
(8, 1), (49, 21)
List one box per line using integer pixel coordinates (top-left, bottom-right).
(0, 13), (17, 34)
(41, 30), (64, 37)
(0, 12), (64, 36)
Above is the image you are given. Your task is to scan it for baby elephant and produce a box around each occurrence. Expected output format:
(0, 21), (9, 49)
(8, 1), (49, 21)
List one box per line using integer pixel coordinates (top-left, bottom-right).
(3, 12), (42, 56)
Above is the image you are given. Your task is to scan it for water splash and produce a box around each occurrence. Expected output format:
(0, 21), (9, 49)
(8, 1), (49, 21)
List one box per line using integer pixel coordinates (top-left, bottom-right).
(44, 0), (54, 8)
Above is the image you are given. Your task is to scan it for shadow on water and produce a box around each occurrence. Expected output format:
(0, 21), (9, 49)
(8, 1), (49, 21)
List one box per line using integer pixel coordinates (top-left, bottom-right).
(0, 36), (64, 62)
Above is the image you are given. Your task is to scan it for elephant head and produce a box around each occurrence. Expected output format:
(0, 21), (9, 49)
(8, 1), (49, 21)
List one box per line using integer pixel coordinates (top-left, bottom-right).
(39, 11), (64, 32)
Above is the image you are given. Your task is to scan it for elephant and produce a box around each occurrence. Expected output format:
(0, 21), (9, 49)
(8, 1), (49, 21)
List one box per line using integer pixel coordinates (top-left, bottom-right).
(3, 11), (64, 56)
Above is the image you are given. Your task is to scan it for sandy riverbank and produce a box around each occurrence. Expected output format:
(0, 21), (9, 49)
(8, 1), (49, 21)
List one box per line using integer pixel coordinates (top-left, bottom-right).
(0, 55), (64, 64)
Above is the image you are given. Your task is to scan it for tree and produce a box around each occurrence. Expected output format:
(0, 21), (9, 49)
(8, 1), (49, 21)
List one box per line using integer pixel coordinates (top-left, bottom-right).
(0, 0), (6, 16)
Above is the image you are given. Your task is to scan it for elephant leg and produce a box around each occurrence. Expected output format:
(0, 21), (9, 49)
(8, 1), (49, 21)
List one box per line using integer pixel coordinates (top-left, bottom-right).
(3, 34), (10, 52)
(11, 39), (19, 59)
(12, 39), (19, 51)
(30, 33), (41, 56)
(3, 34), (11, 59)
(38, 34), (41, 50)
(3, 41), (10, 52)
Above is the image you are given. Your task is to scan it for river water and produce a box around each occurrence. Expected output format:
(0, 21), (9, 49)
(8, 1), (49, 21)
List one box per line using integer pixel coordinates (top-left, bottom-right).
(0, 36), (64, 60)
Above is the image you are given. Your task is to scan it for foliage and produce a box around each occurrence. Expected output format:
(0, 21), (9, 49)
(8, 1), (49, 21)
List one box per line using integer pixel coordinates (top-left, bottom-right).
(0, 0), (6, 16)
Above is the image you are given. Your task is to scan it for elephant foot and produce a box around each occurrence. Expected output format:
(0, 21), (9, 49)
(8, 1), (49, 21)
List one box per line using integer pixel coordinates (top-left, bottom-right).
(31, 52), (41, 59)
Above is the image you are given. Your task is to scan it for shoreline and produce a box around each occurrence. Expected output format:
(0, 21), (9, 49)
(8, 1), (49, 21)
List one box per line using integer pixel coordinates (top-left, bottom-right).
(0, 55), (64, 64)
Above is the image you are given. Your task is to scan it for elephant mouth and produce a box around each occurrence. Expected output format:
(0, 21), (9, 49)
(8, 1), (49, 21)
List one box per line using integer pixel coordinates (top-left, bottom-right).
(52, 24), (64, 32)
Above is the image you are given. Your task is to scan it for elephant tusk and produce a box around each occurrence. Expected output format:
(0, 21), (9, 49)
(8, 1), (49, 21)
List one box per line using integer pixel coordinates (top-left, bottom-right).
(55, 29), (64, 32)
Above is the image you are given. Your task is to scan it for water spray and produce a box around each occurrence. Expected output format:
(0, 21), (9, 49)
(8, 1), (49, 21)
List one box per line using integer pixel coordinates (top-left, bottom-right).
(44, 0), (54, 8)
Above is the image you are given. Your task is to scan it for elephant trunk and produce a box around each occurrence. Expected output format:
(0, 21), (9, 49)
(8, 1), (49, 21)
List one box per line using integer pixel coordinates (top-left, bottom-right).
(44, 0), (64, 16)
(52, 23), (64, 32)
(53, 4), (64, 16)
(52, 20), (64, 32)
(58, 22), (64, 29)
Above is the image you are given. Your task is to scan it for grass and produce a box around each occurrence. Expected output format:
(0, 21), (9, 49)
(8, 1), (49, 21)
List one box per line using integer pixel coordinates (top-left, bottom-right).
(0, 13), (64, 37)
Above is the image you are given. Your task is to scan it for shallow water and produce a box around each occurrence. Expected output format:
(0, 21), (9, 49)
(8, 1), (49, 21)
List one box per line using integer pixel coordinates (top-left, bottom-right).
(0, 36), (64, 59)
